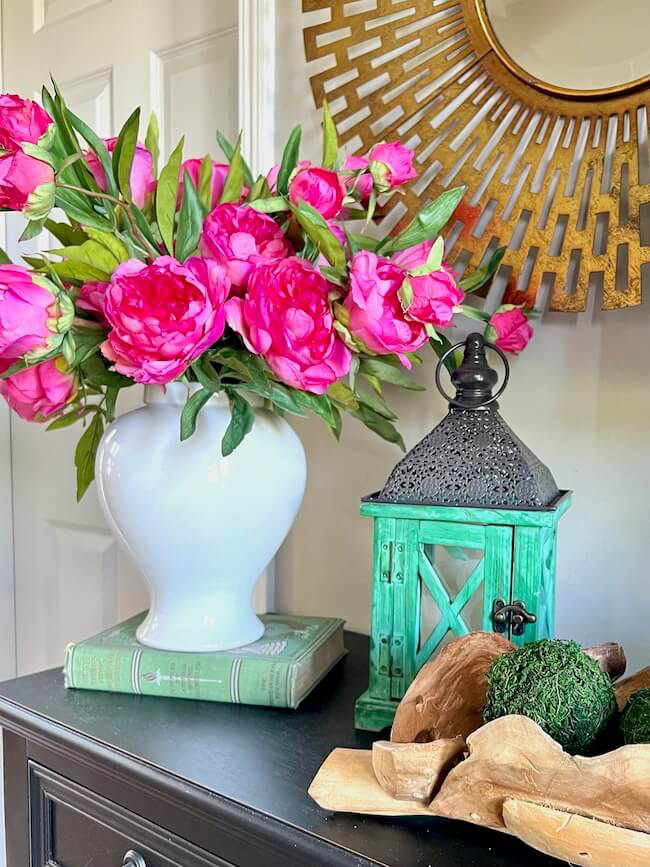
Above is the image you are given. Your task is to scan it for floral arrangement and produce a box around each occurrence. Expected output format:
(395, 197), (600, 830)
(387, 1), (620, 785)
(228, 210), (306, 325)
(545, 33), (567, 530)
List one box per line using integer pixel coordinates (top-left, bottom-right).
(0, 82), (533, 499)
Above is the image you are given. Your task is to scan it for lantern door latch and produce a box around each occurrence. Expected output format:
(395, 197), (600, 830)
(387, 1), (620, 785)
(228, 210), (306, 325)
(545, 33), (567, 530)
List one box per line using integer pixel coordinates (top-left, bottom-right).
(492, 599), (537, 636)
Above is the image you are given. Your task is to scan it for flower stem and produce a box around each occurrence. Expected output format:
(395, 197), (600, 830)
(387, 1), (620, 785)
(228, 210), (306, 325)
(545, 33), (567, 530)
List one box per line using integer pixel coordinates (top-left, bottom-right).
(57, 183), (159, 260)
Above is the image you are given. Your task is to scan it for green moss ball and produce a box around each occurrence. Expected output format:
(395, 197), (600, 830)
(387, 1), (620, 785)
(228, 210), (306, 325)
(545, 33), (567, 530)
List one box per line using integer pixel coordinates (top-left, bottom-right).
(621, 688), (650, 744)
(483, 639), (617, 754)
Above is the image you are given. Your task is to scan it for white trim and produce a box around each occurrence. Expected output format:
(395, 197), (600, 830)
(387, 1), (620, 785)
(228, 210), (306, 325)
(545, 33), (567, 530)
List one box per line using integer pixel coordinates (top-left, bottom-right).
(0, 0), (16, 685)
(238, 0), (276, 175)
(150, 25), (238, 160)
(239, 0), (277, 614)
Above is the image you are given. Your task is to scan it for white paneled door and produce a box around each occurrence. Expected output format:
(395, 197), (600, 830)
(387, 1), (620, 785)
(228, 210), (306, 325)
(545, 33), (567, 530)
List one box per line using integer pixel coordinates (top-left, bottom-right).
(0, 0), (273, 679)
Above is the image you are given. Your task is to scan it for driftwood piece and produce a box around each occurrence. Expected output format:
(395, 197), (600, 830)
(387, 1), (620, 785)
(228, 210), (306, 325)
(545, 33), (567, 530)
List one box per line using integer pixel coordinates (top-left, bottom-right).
(371, 737), (465, 802)
(308, 748), (429, 816)
(502, 799), (650, 867)
(391, 631), (513, 743)
(616, 666), (650, 710)
(433, 715), (650, 834)
(583, 642), (627, 681)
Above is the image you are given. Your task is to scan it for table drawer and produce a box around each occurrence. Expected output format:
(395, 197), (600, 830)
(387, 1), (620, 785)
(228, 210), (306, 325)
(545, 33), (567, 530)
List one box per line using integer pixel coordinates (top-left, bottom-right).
(29, 761), (233, 867)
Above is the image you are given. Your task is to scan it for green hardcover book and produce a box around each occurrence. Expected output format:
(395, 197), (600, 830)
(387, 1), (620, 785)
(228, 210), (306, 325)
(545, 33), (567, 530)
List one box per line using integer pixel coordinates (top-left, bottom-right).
(64, 613), (346, 709)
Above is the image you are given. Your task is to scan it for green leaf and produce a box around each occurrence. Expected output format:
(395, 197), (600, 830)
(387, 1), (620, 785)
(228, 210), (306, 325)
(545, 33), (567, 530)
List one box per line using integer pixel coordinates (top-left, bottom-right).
(50, 234), (126, 276)
(276, 125), (301, 196)
(235, 381), (307, 417)
(197, 154), (213, 212)
(51, 260), (111, 283)
(249, 196), (289, 214)
(156, 136), (184, 255)
(215, 131), (254, 188)
(130, 203), (159, 252)
(356, 388), (397, 420)
(321, 99), (338, 169)
(46, 406), (92, 431)
(0, 359), (28, 379)
(19, 219), (45, 242)
(219, 136), (245, 204)
(176, 169), (203, 261)
(359, 357), (425, 390)
(346, 231), (381, 254)
(456, 303), (490, 322)
(380, 186), (465, 254)
(398, 277), (413, 311)
(113, 107), (140, 202)
(352, 404), (405, 450)
(222, 389), (255, 456)
(45, 219), (87, 247)
(429, 333), (459, 375)
(327, 380), (360, 410)
(104, 386), (119, 421)
(191, 357), (221, 392)
(54, 189), (112, 232)
(74, 411), (104, 501)
(180, 386), (212, 441)
(42, 85), (87, 187)
(65, 108), (118, 195)
(84, 227), (130, 264)
(247, 175), (271, 202)
(291, 201), (345, 271)
(212, 347), (269, 387)
(145, 112), (160, 177)
(459, 246), (506, 292)
(82, 354), (132, 388)
(72, 331), (105, 366)
(293, 391), (337, 429)
(0, 245), (11, 265)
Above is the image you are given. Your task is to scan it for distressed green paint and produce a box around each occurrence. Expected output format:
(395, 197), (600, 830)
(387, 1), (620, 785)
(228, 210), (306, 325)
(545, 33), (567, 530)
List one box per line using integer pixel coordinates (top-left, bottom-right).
(360, 491), (571, 527)
(355, 493), (571, 732)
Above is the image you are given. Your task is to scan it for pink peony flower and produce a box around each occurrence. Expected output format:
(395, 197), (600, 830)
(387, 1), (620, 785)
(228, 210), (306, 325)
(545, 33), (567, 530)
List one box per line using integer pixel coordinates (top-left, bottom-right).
(266, 159), (309, 192)
(369, 141), (417, 191)
(86, 138), (154, 209)
(393, 241), (464, 328)
(0, 94), (52, 150)
(101, 256), (230, 384)
(0, 358), (75, 421)
(77, 280), (108, 325)
(344, 250), (427, 366)
(317, 222), (346, 268)
(226, 256), (351, 394)
(200, 203), (292, 291)
(0, 150), (54, 218)
(485, 306), (534, 355)
(0, 265), (73, 368)
(288, 165), (347, 219)
(177, 158), (229, 211)
(343, 154), (373, 200)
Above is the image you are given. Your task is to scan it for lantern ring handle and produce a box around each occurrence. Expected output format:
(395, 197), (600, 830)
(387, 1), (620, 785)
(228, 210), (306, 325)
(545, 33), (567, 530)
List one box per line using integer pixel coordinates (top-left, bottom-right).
(434, 340), (510, 408)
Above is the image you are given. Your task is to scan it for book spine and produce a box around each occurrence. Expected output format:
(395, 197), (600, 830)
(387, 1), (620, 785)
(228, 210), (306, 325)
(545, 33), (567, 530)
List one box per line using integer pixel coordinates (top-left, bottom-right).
(64, 642), (295, 707)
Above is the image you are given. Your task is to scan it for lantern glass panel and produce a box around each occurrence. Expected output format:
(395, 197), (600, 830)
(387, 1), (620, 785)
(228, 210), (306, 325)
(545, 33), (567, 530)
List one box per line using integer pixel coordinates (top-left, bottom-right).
(419, 545), (486, 649)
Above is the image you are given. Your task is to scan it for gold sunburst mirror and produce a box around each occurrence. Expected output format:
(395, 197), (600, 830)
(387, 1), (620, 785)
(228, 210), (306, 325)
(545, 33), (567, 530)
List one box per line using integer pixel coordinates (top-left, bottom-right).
(303, 0), (650, 312)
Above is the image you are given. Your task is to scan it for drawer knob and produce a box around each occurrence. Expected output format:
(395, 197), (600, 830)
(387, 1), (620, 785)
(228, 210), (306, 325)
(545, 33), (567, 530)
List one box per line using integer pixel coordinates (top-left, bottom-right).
(122, 851), (147, 867)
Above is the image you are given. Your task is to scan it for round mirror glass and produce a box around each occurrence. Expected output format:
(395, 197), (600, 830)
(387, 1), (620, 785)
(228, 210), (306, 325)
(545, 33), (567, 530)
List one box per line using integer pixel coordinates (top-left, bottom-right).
(482, 0), (650, 93)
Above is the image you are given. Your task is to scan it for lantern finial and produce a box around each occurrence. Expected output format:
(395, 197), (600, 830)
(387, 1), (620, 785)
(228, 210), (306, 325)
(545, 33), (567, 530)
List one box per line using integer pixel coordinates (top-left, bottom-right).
(450, 332), (499, 409)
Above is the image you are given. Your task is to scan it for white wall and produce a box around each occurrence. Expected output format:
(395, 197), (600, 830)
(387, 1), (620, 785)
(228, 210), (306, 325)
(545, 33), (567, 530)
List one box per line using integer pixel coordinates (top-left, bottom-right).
(274, 1), (650, 675)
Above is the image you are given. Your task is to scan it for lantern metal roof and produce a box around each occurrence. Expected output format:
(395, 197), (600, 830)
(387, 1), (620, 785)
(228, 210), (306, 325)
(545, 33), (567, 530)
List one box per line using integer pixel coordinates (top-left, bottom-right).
(373, 333), (561, 510)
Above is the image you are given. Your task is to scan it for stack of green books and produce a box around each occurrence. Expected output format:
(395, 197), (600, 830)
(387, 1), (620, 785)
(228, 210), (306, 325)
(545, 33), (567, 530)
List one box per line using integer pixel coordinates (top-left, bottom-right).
(64, 613), (346, 709)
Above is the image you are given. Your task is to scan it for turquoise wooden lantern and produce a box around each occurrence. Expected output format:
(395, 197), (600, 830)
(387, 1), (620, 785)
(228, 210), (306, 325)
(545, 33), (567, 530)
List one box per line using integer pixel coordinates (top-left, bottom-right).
(355, 333), (571, 731)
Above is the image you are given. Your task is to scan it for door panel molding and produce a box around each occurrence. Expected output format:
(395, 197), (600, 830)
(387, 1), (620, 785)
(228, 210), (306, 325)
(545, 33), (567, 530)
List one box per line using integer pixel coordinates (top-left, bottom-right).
(238, 0), (276, 175)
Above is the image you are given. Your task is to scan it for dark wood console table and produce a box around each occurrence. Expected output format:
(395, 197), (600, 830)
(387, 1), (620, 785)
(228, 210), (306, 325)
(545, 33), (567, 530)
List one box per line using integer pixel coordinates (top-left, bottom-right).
(0, 632), (560, 866)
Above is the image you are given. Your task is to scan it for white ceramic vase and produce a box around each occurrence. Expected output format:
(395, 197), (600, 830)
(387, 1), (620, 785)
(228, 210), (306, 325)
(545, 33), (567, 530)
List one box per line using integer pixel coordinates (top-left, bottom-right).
(95, 383), (306, 652)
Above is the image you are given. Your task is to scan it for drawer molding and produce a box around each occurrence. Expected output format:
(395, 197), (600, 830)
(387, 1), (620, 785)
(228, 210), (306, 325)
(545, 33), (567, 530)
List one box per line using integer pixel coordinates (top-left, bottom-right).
(29, 761), (232, 867)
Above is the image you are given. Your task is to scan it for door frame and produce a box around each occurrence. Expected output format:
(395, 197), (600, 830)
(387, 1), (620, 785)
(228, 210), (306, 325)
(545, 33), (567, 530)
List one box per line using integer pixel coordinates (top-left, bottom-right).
(0, 0), (279, 676)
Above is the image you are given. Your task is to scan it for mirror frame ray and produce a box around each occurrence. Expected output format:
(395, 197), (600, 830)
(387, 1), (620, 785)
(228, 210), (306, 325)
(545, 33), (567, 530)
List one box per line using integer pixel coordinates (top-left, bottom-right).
(303, 0), (650, 313)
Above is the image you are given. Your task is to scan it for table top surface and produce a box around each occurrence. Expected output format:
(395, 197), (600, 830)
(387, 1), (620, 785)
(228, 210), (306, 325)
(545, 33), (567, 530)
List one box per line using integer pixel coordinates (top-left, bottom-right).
(0, 631), (560, 867)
